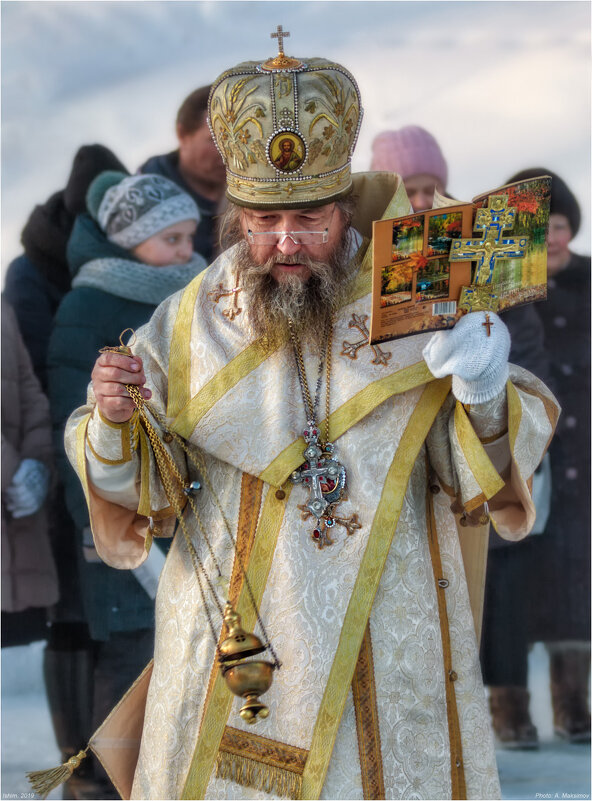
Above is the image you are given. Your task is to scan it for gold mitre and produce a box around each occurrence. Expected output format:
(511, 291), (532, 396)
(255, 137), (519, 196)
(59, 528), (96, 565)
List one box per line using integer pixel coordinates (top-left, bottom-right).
(207, 25), (364, 208)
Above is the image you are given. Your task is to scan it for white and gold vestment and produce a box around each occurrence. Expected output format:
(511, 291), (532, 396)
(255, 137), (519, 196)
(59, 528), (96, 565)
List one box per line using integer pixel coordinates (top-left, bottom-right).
(65, 181), (558, 801)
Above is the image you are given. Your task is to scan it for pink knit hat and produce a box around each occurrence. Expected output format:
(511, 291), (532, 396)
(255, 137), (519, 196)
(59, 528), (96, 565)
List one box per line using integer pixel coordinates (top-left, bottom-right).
(370, 126), (448, 188)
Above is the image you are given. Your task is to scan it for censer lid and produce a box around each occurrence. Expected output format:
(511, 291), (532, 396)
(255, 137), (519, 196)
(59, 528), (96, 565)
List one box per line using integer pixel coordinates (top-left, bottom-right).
(219, 603), (266, 663)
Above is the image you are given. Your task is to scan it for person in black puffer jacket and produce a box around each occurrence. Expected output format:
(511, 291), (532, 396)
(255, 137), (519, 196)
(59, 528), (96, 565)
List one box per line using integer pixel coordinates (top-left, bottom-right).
(3, 145), (127, 391)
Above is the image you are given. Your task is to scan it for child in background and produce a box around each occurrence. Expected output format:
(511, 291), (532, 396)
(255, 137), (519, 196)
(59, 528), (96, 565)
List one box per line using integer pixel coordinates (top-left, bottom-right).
(46, 172), (206, 799)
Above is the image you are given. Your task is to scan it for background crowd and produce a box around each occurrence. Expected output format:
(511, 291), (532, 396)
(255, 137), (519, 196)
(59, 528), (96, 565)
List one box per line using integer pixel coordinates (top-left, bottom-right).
(2, 2), (590, 799)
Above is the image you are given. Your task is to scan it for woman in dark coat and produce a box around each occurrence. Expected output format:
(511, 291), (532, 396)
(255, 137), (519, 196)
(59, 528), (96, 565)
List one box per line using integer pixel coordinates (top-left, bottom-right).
(482, 168), (590, 747)
(1, 299), (58, 643)
(524, 170), (590, 742)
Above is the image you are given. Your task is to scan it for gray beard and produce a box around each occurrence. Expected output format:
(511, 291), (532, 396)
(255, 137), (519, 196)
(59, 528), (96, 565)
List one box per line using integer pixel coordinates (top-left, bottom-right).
(235, 234), (355, 348)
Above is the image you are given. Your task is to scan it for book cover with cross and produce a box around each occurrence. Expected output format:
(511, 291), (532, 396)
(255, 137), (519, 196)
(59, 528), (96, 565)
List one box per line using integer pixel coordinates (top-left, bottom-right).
(369, 175), (551, 343)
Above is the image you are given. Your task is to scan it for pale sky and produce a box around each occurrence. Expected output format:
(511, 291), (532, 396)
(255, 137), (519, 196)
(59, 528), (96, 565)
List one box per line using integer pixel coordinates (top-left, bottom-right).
(2, 0), (590, 275)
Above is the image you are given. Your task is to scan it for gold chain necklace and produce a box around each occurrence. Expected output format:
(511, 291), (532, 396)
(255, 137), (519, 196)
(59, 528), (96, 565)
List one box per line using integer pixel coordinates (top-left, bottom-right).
(288, 319), (360, 549)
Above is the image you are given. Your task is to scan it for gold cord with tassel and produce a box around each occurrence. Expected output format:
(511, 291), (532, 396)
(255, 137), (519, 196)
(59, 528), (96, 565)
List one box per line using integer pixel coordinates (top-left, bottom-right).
(26, 749), (88, 799)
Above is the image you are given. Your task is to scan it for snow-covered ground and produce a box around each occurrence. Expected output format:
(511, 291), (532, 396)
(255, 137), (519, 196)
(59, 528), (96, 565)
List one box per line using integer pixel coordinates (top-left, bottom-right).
(1, 0), (590, 279)
(1, 641), (590, 800)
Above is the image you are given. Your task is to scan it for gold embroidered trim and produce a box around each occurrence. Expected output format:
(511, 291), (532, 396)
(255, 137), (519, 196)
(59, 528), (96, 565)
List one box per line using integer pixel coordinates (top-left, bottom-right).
(137, 428), (152, 518)
(86, 435), (130, 466)
(352, 624), (385, 800)
(462, 491), (489, 515)
(300, 378), (452, 800)
(426, 481), (467, 800)
(168, 250), (386, 442)
(98, 407), (131, 430)
(87, 409), (132, 464)
(454, 401), (505, 503)
(172, 338), (283, 439)
(214, 721), (309, 799)
(479, 427), (508, 444)
(511, 380), (560, 436)
(220, 726), (307, 774)
(172, 254), (372, 443)
(260, 360), (435, 487)
(181, 485), (290, 799)
(229, 473), (265, 603)
(76, 414), (93, 503)
(167, 270), (208, 419)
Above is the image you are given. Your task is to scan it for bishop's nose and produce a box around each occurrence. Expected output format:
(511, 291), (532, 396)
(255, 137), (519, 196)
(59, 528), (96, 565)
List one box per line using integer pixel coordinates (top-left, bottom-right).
(275, 233), (302, 256)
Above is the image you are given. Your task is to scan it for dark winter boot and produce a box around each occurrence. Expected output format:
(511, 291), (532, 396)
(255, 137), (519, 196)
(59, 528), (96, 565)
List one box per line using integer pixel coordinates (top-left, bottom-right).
(489, 686), (539, 749)
(549, 645), (591, 743)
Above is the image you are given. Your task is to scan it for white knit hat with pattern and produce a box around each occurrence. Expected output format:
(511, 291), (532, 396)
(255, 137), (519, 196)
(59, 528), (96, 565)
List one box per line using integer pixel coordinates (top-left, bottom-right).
(89, 172), (200, 249)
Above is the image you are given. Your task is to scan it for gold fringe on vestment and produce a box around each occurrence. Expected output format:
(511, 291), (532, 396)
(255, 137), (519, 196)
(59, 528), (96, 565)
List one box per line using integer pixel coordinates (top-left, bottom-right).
(215, 750), (303, 800)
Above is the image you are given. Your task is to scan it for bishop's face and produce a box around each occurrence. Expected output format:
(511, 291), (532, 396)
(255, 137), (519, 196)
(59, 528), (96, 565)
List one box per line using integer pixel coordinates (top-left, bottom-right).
(235, 201), (354, 345)
(240, 204), (346, 282)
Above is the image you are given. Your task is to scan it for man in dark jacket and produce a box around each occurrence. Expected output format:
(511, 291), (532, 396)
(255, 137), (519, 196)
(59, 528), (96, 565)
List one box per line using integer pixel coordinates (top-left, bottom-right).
(138, 85), (226, 262)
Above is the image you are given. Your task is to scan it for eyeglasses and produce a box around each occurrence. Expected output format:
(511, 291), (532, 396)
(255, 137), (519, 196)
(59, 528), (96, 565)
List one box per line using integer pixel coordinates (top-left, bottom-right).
(246, 229), (329, 245)
(245, 206), (335, 246)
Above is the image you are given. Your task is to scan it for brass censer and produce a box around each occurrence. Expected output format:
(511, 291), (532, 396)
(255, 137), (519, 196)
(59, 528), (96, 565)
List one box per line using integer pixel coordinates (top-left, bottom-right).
(219, 603), (275, 723)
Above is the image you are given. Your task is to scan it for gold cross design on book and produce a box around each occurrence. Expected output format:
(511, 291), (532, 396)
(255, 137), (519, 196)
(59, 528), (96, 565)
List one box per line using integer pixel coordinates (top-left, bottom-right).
(341, 313), (392, 366)
(449, 194), (529, 312)
(207, 276), (243, 320)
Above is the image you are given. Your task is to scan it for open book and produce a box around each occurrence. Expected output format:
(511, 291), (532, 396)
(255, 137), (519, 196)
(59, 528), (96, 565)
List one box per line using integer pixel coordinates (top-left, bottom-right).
(369, 175), (551, 343)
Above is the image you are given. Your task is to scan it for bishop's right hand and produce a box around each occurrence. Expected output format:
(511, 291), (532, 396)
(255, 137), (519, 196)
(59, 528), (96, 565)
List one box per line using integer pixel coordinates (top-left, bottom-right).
(91, 351), (152, 423)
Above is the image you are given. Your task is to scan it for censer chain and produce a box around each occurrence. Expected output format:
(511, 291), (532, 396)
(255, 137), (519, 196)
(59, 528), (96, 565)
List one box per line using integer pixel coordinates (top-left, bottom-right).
(123, 379), (281, 670)
(126, 384), (228, 655)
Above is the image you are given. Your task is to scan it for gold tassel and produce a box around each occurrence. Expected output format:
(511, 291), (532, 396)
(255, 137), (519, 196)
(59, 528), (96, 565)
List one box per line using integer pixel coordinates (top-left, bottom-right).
(215, 750), (302, 800)
(26, 749), (88, 799)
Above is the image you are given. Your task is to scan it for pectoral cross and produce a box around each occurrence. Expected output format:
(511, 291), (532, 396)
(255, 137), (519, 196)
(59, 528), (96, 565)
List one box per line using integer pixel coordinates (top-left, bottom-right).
(207, 276), (242, 320)
(271, 25), (290, 56)
(449, 194), (528, 285)
(291, 424), (351, 549)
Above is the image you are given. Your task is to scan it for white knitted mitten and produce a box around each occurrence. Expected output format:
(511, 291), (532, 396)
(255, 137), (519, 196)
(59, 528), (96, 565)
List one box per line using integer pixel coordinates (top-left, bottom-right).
(4, 458), (50, 518)
(422, 311), (510, 404)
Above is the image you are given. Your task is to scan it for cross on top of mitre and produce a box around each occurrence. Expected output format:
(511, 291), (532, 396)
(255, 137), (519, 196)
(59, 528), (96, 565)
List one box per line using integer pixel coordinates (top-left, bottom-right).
(261, 24), (303, 71)
(271, 25), (289, 56)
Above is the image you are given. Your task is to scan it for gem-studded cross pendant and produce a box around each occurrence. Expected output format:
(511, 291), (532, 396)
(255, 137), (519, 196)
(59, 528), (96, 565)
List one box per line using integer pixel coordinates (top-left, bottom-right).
(291, 423), (349, 548)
